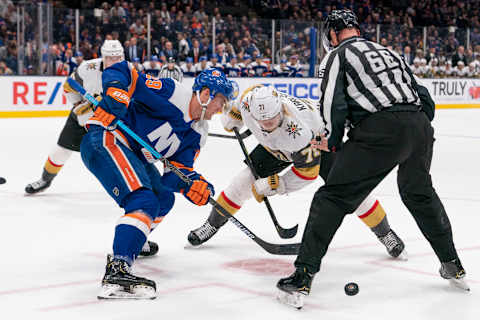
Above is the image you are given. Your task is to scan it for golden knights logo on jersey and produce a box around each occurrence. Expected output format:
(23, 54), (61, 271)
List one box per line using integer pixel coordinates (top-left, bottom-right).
(87, 63), (97, 70)
(286, 121), (302, 139)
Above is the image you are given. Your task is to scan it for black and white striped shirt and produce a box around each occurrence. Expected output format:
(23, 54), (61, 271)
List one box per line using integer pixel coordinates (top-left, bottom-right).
(318, 36), (421, 150)
(158, 65), (184, 83)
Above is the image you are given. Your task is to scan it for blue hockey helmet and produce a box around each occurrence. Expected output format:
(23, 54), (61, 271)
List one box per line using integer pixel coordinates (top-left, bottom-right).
(230, 80), (239, 100)
(193, 68), (234, 101)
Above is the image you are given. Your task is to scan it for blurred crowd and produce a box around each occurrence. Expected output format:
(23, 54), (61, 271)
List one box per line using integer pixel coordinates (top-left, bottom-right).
(1, 0), (480, 78)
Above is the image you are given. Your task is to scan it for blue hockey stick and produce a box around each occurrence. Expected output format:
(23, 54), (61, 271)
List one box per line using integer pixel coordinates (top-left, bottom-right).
(67, 77), (301, 255)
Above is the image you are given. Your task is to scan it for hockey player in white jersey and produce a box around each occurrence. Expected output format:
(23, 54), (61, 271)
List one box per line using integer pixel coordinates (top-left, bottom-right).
(188, 85), (407, 259)
(25, 40), (159, 257)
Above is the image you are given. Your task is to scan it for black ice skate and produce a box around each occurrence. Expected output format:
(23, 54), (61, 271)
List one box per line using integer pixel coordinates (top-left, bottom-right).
(378, 229), (408, 260)
(439, 258), (469, 291)
(138, 241), (159, 257)
(276, 267), (314, 309)
(98, 255), (156, 299)
(187, 220), (219, 246)
(25, 179), (51, 194)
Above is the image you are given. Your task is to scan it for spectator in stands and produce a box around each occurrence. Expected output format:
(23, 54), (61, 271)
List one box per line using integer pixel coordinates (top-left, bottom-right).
(181, 56), (196, 77)
(444, 60), (454, 77)
(454, 60), (468, 77)
(238, 54), (252, 77)
(425, 47), (437, 65)
(129, 18), (145, 37)
(143, 55), (161, 78)
(191, 16), (204, 37)
(177, 33), (190, 61)
(209, 53), (223, 71)
(224, 54), (241, 77)
(465, 48), (474, 65)
(160, 3), (171, 23)
(162, 41), (178, 61)
(0, 60), (13, 75)
(467, 62), (478, 78)
(287, 54), (302, 77)
(64, 49), (77, 73)
(125, 37), (143, 61)
(427, 58), (440, 78)
(452, 45), (467, 67)
(110, 1), (126, 18)
(215, 44), (229, 65)
(250, 53), (269, 77)
(243, 37), (259, 57)
(188, 38), (204, 63)
(273, 58), (290, 77)
(195, 55), (209, 73)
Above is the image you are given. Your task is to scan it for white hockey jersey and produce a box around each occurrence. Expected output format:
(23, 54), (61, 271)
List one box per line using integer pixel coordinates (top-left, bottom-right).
(63, 58), (104, 106)
(225, 85), (324, 193)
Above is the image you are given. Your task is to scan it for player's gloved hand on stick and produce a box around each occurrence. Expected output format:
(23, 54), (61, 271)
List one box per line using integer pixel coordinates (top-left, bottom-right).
(92, 101), (118, 131)
(252, 174), (286, 202)
(221, 102), (243, 132)
(179, 170), (215, 206)
(73, 95), (102, 126)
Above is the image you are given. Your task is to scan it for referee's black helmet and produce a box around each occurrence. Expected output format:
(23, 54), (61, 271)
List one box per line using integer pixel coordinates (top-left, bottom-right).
(323, 9), (360, 51)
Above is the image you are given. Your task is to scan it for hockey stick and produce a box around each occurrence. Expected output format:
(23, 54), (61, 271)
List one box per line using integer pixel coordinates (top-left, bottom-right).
(67, 78), (301, 255)
(233, 128), (298, 239)
(208, 129), (252, 140)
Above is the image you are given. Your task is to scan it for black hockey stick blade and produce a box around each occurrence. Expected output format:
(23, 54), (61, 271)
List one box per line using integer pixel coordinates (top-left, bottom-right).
(224, 209), (301, 255)
(208, 129), (252, 140)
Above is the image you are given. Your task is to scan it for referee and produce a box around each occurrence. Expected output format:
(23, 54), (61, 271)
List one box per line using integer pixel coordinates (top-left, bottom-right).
(159, 57), (184, 82)
(277, 9), (468, 307)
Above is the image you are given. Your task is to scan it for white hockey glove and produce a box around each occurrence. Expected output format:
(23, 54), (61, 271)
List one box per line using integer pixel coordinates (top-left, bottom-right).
(251, 174), (286, 202)
(73, 98), (95, 126)
(221, 102), (243, 132)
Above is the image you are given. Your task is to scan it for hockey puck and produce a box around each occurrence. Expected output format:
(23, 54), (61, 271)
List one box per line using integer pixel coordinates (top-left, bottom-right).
(0, 177), (5, 184)
(344, 282), (359, 296)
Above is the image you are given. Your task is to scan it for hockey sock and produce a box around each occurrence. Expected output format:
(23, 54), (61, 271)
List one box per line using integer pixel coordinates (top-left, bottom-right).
(357, 200), (390, 237)
(42, 145), (73, 182)
(209, 191), (240, 227)
(113, 211), (152, 265)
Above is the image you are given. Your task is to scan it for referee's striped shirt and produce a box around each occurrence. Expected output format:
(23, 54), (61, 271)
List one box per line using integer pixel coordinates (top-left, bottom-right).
(318, 36), (421, 150)
(159, 65), (184, 83)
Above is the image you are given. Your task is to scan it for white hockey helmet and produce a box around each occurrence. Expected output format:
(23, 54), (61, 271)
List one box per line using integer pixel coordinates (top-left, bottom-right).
(250, 86), (282, 121)
(101, 40), (124, 58)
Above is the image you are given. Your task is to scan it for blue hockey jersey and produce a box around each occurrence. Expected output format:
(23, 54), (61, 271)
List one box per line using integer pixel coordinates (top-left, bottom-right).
(87, 60), (208, 170)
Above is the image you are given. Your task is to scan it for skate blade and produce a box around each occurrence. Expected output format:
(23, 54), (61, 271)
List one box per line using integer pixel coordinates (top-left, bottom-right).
(276, 290), (304, 309)
(184, 242), (202, 249)
(448, 278), (470, 292)
(98, 284), (157, 300)
(395, 250), (408, 261)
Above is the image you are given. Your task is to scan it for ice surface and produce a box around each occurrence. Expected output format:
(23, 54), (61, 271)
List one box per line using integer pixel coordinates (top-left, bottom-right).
(0, 109), (479, 319)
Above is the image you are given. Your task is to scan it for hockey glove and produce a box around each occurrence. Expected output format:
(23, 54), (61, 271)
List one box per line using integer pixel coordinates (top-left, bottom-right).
(179, 170), (215, 206)
(73, 96), (101, 126)
(89, 104), (118, 131)
(251, 174), (286, 202)
(221, 102), (243, 132)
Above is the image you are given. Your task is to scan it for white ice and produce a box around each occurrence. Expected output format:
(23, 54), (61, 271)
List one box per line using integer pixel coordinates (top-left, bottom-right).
(0, 109), (479, 320)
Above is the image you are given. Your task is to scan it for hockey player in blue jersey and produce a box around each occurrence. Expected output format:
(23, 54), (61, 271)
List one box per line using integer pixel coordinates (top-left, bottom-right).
(80, 60), (233, 299)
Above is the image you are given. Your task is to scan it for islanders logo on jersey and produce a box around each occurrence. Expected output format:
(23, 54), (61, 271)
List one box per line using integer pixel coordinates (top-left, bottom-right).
(286, 121), (302, 139)
(211, 70), (221, 77)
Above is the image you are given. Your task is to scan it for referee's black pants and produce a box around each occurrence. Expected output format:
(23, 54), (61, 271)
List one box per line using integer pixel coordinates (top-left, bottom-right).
(295, 109), (459, 273)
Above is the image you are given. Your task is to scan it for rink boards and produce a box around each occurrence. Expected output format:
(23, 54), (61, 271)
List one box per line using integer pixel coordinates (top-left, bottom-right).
(0, 76), (479, 118)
